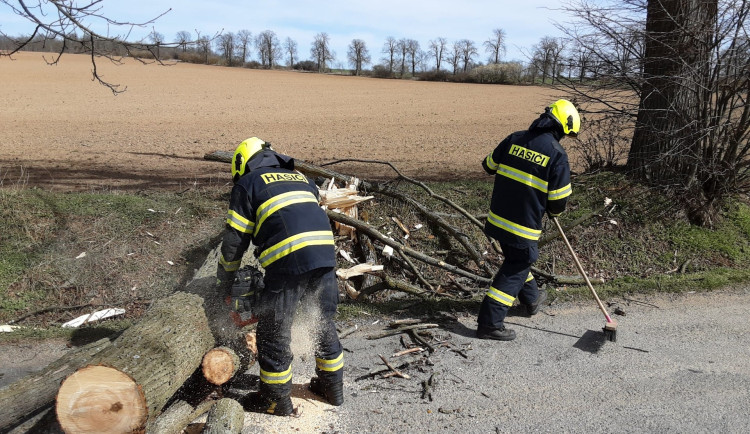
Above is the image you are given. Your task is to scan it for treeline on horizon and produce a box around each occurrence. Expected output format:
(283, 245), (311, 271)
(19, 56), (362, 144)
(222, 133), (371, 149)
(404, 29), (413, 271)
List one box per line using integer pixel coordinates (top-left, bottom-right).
(0, 31), (590, 87)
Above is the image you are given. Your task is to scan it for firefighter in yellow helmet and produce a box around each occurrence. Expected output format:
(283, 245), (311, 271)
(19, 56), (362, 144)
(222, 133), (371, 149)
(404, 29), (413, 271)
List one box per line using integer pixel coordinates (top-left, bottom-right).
(217, 137), (344, 415)
(477, 100), (579, 341)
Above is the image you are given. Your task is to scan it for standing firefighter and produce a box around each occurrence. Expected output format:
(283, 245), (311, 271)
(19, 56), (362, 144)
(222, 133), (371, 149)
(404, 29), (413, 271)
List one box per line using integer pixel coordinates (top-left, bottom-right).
(477, 100), (580, 341)
(217, 137), (344, 415)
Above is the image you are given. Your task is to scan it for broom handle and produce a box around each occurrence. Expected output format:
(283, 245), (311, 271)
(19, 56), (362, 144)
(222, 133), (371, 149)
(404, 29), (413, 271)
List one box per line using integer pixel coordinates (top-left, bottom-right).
(551, 217), (613, 323)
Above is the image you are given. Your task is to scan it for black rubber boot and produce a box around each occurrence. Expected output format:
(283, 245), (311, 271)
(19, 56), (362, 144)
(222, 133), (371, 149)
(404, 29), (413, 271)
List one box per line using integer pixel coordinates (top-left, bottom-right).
(527, 288), (548, 316)
(476, 325), (517, 341)
(241, 392), (294, 416)
(309, 376), (344, 406)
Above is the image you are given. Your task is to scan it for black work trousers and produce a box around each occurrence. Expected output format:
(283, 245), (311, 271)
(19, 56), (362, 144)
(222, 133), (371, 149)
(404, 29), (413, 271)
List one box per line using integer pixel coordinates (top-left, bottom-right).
(478, 243), (540, 329)
(255, 267), (343, 399)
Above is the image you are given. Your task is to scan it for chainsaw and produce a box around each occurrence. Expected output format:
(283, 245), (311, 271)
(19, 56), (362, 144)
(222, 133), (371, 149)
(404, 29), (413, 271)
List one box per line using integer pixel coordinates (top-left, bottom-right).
(225, 265), (264, 327)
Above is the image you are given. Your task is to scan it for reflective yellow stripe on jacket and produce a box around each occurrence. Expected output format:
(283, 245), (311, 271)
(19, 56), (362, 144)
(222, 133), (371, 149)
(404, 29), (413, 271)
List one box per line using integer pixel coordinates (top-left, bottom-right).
(487, 286), (515, 306)
(485, 153), (499, 171)
(548, 183), (572, 201)
(219, 254), (241, 272)
(227, 209), (255, 234)
(316, 352), (344, 372)
(496, 164), (548, 193)
(260, 366), (293, 385)
(487, 211), (542, 241)
(255, 190), (319, 236)
(259, 230), (335, 268)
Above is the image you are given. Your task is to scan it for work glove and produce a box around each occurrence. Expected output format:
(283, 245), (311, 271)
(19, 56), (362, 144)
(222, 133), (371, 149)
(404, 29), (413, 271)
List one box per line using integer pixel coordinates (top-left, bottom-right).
(227, 266), (264, 313)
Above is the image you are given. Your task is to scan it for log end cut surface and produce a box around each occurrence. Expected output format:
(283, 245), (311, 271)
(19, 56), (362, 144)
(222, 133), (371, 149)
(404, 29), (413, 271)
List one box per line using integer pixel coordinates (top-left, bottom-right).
(202, 348), (238, 386)
(56, 365), (147, 434)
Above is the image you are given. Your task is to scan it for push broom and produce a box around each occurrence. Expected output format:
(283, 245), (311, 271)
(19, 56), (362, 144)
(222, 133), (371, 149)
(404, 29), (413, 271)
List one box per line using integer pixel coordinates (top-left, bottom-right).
(552, 217), (618, 342)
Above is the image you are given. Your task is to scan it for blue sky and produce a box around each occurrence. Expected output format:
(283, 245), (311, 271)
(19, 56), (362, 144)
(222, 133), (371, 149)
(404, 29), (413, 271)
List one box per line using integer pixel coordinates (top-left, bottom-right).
(1, 0), (565, 66)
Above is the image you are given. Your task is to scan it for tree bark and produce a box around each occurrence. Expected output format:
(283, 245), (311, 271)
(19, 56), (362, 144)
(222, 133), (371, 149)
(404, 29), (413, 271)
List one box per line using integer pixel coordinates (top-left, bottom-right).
(628, 0), (718, 223)
(0, 337), (112, 431)
(146, 399), (216, 434)
(55, 291), (215, 433)
(203, 398), (245, 434)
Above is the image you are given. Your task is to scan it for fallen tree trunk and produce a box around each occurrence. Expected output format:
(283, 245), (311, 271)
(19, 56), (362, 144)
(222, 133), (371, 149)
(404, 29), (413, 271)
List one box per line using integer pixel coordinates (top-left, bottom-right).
(203, 398), (245, 434)
(0, 337), (112, 431)
(55, 291), (215, 433)
(202, 346), (241, 386)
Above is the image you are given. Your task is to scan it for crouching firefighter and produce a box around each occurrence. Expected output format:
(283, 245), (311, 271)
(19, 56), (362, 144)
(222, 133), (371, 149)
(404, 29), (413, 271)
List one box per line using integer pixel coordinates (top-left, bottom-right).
(477, 100), (579, 341)
(216, 137), (344, 416)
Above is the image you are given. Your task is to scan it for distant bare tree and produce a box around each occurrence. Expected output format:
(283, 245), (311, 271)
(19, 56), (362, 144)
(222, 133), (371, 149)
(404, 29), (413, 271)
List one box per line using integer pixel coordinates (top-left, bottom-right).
(347, 38), (370, 75)
(237, 30), (252, 64)
(0, 0), (185, 93)
(283, 37), (297, 68)
(447, 41), (461, 74)
(531, 36), (561, 84)
(216, 32), (236, 66)
(256, 30), (280, 68)
(458, 39), (478, 72)
(175, 31), (191, 52)
(428, 37), (447, 71)
(405, 39), (420, 75)
(149, 30), (164, 60)
(195, 34), (213, 64)
(397, 38), (408, 76)
(382, 36), (398, 74)
(311, 32), (335, 72)
(484, 28), (506, 64)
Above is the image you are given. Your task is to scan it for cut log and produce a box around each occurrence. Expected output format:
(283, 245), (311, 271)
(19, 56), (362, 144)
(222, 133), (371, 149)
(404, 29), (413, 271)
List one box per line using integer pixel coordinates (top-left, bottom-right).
(203, 398), (245, 434)
(55, 291), (215, 433)
(201, 346), (241, 386)
(146, 399), (216, 434)
(0, 337), (112, 431)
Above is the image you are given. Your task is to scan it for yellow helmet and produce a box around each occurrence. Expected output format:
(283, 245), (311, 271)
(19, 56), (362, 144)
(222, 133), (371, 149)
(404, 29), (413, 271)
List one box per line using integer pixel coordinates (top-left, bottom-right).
(548, 99), (580, 137)
(232, 137), (267, 181)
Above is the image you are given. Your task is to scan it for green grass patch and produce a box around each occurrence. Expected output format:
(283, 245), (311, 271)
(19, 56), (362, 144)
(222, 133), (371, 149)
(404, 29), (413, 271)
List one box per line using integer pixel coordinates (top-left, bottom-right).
(0, 187), (225, 324)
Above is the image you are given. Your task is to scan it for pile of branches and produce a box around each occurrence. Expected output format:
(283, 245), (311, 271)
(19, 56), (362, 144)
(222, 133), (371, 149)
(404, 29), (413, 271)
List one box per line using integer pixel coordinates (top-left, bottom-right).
(206, 153), (600, 301)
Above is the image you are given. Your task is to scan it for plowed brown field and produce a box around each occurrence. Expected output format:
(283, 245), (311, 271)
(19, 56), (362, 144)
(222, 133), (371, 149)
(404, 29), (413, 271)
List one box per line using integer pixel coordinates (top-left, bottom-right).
(1, 52), (562, 191)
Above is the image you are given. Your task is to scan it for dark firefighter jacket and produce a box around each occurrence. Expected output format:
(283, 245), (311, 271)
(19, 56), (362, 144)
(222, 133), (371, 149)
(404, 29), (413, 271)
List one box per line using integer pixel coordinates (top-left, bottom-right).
(482, 113), (572, 247)
(218, 149), (335, 280)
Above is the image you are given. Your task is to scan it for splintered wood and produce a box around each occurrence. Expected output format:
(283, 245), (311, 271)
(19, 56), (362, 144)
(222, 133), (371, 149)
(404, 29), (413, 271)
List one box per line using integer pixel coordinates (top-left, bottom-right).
(319, 177), (373, 239)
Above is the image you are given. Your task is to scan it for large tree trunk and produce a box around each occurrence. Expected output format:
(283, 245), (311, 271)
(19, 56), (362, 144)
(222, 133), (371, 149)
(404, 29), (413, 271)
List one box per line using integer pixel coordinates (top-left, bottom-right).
(628, 0), (718, 223)
(55, 291), (215, 433)
(0, 337), (112, 431)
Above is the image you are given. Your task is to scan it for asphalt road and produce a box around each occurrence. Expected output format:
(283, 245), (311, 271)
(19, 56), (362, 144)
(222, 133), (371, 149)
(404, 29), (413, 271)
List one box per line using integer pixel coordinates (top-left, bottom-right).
(246, 287), (750, 433)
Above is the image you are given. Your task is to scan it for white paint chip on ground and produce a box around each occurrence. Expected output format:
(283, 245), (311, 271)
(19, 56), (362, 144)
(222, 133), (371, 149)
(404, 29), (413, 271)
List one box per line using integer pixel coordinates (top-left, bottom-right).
(75, 252), (86, 259)
(382, 245), (394, 258)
